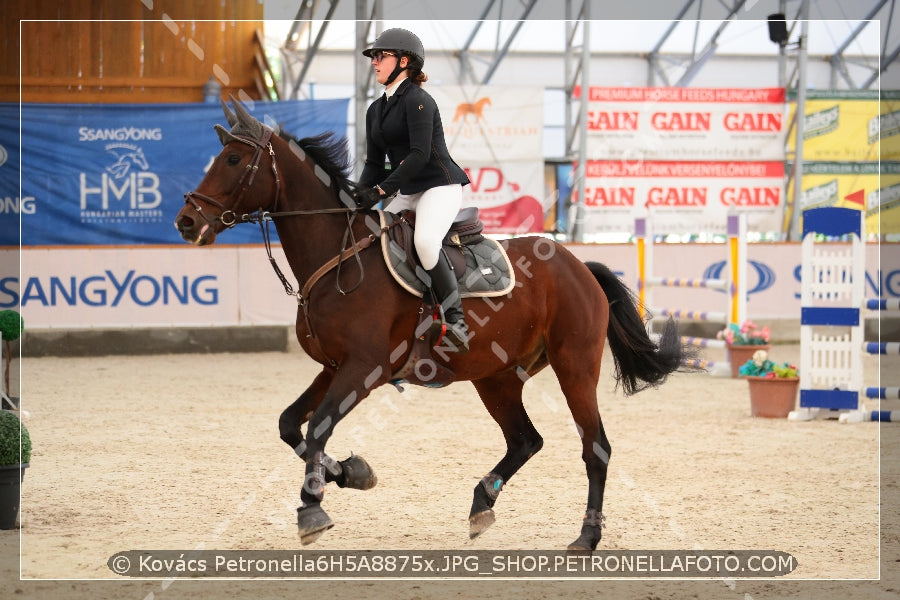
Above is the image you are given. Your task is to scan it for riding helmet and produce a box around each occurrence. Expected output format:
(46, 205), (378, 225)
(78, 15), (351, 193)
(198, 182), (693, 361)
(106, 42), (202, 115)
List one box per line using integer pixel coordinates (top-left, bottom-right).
(362, 28), (425, 66)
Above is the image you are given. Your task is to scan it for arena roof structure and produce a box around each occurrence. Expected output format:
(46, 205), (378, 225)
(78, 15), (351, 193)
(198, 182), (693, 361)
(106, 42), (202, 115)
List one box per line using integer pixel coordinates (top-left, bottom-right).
(262, 0), (896, 239)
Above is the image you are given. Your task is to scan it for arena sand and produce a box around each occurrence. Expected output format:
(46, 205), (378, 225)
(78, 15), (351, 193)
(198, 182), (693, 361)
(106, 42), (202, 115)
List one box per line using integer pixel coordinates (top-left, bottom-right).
(1, 341), (897, 599)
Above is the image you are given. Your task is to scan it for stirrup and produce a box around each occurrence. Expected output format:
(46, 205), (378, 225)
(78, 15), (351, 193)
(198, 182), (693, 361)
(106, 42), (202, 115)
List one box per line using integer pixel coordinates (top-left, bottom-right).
(443, 319), (470, 354)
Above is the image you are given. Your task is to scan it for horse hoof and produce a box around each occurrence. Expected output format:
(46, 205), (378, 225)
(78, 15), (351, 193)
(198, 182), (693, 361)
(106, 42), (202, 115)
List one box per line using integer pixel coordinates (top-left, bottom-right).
(297, 505), (334, 545)
(567, 529), (600, 553)
(566, 541), (593, 554)
(340, 453), (378, 490)
(468, 509), (495, 539)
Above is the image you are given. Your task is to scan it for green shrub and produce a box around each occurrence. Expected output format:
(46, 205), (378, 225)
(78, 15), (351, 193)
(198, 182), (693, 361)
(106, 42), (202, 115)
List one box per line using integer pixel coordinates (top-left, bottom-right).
(0, 310), (23, 343)
(0, 410), (31, 465)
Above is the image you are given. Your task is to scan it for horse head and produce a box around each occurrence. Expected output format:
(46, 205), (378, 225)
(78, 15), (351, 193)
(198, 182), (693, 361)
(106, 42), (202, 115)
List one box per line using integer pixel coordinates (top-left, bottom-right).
(175, 98), (281, 246)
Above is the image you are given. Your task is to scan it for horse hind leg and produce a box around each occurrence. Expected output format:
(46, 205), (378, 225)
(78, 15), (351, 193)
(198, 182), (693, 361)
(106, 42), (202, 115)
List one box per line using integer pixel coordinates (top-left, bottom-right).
(567, 412), (611, 553)
(469, 373), (544, 539)
(553, 366), (610, 553)
(545, 328), (610, 552)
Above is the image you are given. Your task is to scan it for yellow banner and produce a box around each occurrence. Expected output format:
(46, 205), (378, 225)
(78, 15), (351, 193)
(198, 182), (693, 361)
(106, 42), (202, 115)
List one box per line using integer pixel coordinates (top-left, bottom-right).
(874, 163), (900, 235)
(880, 92), (900, 161)
(787, 91), (880, 162)
(788, 162), (899, 235)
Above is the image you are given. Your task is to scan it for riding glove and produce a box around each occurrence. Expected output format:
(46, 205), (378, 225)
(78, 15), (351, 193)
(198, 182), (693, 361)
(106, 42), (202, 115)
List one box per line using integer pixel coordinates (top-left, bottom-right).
(355, 186), (384, 209)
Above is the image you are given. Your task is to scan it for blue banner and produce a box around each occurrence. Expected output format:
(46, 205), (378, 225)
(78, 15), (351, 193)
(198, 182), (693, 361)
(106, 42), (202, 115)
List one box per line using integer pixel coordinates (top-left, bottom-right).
(0, 99), (349, 246)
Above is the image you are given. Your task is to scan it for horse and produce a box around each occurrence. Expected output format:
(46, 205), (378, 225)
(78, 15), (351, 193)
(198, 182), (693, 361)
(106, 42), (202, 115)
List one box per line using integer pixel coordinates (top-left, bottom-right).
(174, 100), (686, 552)
(452, 96), (491, 123)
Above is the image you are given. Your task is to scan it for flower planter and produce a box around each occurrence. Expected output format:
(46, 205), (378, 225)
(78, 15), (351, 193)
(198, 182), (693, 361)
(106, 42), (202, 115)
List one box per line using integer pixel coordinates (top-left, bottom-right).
(0, 463), (27, 529)
(746, 377), (799, 418)
(727, 344), (771, 378)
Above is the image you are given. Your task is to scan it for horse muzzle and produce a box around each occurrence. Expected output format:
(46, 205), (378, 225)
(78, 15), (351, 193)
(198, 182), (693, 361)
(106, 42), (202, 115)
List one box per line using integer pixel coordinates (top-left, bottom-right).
(174, 210), (218, 246)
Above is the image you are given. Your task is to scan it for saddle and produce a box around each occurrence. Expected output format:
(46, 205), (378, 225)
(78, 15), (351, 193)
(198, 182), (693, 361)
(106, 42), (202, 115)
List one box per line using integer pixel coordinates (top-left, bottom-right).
(377, 208), (515, 390)
(379, 208), (515, 298)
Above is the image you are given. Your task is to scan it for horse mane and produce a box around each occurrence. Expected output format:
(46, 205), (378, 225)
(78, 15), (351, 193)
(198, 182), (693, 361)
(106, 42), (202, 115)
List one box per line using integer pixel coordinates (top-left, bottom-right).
(279, 130), (359, 193)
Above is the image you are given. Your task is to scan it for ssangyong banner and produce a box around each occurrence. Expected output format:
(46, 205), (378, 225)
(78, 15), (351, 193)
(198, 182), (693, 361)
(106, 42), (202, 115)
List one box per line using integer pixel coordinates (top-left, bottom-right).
(579, 160), (785, 235)
(577, 87), (786, 161)
(3, 241), (895, 328)
(428, 86), (545, 233)
(4, 246), (299, 328)
(0, 99), (349, 246)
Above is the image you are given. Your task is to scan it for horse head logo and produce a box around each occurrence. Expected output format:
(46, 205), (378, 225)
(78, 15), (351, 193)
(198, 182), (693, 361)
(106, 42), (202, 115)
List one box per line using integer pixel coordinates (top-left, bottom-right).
(105, 144), (149, 179)
(453, 97), (492, 123)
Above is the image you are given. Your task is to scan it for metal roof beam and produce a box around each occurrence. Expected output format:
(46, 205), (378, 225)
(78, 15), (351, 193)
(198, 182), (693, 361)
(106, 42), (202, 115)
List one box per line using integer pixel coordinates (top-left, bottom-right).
(354, 0), (383, 176)
(289, 1), (340, 99)
(481, 0), (539, 84)
(674, 0), (748, 87)
(456, 0), (497, 84)
(280, 0), (341, 99)
(833, 0), (888, 55)
(827, 0), (888, 89)
(647, 0), (698, 86)
(453, 0), (539, 85)
(861, 40), (900, 88)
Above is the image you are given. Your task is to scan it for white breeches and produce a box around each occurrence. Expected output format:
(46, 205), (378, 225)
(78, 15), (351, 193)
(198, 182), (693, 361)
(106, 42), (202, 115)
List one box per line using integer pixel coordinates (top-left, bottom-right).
(384, 184), (463, 270)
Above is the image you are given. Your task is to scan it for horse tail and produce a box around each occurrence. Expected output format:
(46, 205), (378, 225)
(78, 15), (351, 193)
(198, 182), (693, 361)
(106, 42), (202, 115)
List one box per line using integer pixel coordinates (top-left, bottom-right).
(585, 261), (686, 395)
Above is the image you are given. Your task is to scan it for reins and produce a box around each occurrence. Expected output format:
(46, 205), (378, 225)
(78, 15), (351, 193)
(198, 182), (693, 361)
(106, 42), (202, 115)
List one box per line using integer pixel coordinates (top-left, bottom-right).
(183, 126), (390, 367)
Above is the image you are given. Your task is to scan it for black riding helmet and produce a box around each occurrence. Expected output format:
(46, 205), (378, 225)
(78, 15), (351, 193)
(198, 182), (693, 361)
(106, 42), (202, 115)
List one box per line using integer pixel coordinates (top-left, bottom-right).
(362, 28), (425, 85)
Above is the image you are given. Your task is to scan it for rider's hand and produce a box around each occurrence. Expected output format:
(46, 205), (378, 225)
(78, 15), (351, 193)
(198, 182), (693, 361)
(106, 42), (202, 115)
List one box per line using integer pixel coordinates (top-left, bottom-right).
(355, 186), (384, 209)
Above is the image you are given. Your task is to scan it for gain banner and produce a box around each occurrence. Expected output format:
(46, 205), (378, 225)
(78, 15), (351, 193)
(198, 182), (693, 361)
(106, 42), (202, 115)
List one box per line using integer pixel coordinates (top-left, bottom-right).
(577, 87), (786, 161)
(0, 99), (349, 246)
(579, 160), (785, 235)
(428, 86), (545, 233)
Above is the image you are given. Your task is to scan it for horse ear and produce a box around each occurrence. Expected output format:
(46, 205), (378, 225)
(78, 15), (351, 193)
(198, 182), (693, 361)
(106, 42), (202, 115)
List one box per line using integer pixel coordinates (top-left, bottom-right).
(214, 124), (238, 146)
(221, 99), (238, 128)
(231, 97), (264, 140)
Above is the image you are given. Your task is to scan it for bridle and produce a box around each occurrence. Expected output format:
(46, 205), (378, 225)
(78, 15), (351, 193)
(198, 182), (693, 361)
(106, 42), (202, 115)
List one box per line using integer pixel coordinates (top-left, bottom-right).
(182, 126), (282, 230)
(181, 125), (388, 366)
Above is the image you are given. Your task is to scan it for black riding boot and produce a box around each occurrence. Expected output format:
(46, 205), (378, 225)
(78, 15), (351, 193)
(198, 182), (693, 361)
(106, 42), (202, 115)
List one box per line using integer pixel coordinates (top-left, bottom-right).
(427, 250), (470, 354)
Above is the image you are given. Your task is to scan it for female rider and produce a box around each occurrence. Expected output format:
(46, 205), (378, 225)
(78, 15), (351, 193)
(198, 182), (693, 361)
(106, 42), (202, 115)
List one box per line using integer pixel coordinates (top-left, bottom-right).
(356, 28), (471, 354)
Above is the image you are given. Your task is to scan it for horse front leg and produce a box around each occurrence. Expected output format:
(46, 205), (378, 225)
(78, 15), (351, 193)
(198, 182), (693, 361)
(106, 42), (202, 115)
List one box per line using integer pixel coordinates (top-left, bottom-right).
(279, 368), (377, 490)
(295, 364), (380, 544)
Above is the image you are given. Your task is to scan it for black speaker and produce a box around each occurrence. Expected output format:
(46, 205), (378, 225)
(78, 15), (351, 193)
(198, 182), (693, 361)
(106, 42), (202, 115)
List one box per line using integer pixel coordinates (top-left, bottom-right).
(768, 13), (788, 44)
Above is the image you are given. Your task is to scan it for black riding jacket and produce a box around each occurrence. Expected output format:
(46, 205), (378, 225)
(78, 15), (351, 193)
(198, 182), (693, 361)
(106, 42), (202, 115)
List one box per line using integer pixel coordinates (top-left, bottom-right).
(358, 78), (469, 196)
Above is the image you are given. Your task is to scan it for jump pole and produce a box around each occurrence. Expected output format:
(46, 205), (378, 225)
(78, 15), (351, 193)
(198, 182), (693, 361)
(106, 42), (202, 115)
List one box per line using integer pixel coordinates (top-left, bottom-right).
(860, 299), (900, 414)
(635, 214), (746, 377)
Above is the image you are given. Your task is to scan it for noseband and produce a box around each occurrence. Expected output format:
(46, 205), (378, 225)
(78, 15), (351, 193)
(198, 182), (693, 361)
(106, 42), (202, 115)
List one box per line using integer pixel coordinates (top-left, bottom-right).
(182, 126), (280, 228)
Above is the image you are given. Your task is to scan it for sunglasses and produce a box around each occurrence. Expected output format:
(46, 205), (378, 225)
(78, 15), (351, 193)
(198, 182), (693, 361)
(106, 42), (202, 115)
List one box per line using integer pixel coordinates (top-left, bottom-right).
(371, 50), (398, 62)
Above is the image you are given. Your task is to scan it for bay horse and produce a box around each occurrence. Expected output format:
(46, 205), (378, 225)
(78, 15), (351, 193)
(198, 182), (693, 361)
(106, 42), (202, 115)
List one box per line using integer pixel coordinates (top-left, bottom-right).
(174, 100), (685, 552)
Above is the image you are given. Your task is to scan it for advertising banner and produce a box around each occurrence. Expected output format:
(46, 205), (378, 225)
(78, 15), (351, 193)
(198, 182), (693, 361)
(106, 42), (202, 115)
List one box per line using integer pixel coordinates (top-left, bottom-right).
(787, 90), (881, 162)
(4, 240), (896, 328)
(579, 160), (785, 235)
(0, 99), (349, 246)
(2, 246), (299, 328)
(428, 86), (545, 233)
(875, 162), (900, 234)
(880, 91), (900, 161)
(13, 247), (240, 328)
(786, 162), (890, 234)
(577, 87), (786, 161)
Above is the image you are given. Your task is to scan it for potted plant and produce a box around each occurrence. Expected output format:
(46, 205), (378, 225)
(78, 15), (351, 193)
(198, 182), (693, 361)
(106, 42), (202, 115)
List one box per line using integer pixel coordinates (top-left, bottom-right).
(717, 320), (771, 378)
(739, 349), (800, 418)
(0, 309), (23, 410)
(0, 409), (31, 529)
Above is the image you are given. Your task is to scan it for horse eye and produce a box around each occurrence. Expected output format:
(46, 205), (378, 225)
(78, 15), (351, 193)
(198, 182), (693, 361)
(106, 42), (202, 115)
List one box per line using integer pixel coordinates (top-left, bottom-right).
(227, 154), (241, 166)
